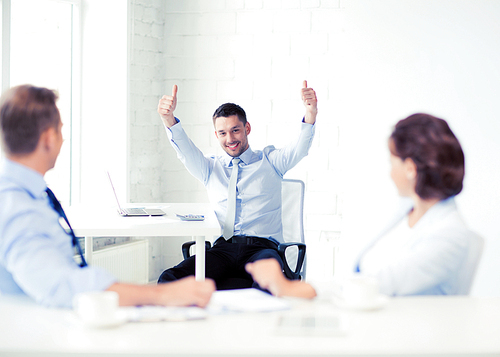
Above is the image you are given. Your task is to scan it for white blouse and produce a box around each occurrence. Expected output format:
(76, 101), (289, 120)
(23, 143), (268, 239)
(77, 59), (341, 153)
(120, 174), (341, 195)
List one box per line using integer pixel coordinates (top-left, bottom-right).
(359, 216), (414, 276)
(354, 197), (473, 296)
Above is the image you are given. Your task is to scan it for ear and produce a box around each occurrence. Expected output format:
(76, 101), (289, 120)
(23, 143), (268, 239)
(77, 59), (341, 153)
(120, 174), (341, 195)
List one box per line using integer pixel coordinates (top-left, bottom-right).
(214, 129), (219, 138)
(404, 158), (417, 180)
(245, 122), (251, 135)
(38, 127), (53, 152)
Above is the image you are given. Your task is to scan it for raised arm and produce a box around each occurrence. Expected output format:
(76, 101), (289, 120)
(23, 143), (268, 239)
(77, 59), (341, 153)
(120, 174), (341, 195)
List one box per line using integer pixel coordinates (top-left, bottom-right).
(301, 80), (318, 124)
(157, 84), (178, 128)
(156, 84), (212, 185)
(266, 82), (317, 176)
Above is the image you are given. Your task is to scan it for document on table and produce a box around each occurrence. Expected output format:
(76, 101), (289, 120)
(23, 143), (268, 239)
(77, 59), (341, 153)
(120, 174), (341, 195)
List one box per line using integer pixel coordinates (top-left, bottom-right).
(207, 288), (291, 314)
(117, 289), (290, 323)
(122, 306), (208, 322)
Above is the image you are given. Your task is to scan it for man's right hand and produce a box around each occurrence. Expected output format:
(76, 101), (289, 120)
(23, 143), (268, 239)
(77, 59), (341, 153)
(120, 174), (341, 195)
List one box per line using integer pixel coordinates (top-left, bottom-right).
(157, 84), (178, 128)
(156, 276), (215, 308)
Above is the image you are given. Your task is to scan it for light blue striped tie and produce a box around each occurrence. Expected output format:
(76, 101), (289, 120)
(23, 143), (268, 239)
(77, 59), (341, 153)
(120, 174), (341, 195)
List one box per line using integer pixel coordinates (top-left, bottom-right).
(223, 158), (240, 239)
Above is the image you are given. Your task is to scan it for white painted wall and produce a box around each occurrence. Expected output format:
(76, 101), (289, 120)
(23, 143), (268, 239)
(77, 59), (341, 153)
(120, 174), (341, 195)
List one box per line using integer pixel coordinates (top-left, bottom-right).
(128, 0), (500, 294)
(336, 0), (500, 297)
(79, 0), (128, 206)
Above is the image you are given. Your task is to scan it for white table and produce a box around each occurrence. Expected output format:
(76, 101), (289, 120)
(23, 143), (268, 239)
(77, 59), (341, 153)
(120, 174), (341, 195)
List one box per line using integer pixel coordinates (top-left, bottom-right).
(66, 203), (221, 281)
(0, 295), (499, 356)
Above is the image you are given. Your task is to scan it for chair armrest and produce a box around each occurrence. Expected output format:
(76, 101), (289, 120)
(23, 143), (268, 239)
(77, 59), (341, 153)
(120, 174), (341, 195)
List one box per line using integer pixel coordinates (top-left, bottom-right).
(277, 242), (306, 280)
(182, 241), (212, 259)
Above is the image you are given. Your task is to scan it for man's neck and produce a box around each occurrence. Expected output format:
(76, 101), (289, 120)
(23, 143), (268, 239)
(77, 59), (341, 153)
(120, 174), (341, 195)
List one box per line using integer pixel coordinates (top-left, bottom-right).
(7, 154), (48, 176)
(230, 145), (251, 160)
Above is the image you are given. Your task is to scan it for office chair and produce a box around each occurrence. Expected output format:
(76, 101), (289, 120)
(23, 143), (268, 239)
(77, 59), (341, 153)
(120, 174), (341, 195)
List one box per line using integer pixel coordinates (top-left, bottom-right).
(181, 179), (307, 290)
(456, 232), (484, 295)
(279, 179), (307, 280)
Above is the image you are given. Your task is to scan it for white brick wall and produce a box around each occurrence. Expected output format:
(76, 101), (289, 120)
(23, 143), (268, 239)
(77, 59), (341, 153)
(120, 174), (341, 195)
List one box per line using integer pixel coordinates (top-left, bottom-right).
(130, 0), (343, 280)
(89, 0), (500, 295)
(129, 0), (166, 204)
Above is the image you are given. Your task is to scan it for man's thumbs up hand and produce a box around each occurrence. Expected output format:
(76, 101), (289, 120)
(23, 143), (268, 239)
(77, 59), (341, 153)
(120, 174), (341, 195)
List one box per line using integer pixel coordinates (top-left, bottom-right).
(157, 84), (178, 128)
(301, 80), (317, 124)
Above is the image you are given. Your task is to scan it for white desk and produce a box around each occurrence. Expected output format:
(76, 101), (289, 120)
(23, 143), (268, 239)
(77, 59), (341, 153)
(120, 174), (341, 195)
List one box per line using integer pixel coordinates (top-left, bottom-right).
(0, 295), (499, 356)
(66, 203), (221, 281)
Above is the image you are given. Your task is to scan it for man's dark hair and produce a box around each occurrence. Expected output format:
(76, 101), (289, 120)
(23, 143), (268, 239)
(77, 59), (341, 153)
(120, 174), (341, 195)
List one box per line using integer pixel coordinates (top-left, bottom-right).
(390, 113), (465, 200)
(212, 103), (247, 126)
(0, 85), (60, 155)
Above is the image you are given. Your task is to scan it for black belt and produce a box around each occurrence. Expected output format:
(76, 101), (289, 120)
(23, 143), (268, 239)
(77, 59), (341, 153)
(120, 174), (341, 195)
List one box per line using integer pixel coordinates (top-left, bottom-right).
(215, 236), (278, 249)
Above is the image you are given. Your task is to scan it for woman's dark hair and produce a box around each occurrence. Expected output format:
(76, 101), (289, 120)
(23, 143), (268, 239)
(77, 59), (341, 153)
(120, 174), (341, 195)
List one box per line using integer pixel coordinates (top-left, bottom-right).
(212, 103), (247, 126)
(0, 85), (60, 155)
(390, 113), (465, 200)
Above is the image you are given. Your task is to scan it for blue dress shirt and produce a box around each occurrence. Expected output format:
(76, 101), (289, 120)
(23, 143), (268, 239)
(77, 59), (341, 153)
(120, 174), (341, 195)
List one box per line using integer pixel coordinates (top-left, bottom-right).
(0, 159), (116, 307)
(166, 119), (315, 243)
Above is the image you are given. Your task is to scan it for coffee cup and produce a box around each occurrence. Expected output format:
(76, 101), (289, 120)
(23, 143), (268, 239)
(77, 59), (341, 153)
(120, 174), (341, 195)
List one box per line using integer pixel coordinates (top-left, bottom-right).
(73, 291), (122, 328)
(340, 275), (380, 307)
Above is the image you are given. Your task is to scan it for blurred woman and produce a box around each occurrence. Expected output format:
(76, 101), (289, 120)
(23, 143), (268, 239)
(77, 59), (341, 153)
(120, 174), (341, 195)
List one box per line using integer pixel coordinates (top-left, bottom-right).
(246, 113), (475, 297)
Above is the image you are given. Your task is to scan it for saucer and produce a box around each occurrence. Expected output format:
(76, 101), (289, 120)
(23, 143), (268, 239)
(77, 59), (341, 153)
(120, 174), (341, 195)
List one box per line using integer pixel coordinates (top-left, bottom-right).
(332, 294), (389, 311)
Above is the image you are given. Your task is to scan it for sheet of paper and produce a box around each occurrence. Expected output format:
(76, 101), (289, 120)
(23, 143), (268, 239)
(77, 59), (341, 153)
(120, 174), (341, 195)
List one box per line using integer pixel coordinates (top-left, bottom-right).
(121, 306), (207, 322)
(207, 288), (291, 314)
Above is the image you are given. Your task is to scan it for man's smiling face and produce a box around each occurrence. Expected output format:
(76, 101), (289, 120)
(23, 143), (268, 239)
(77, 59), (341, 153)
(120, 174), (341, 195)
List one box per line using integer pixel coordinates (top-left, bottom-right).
(214, 115), (251, 158)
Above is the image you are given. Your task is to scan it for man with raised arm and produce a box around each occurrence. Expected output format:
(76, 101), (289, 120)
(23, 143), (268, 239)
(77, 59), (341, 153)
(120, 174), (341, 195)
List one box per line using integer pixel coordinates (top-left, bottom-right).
(0, 85), (215, 308)
(157, 81), (317, 289)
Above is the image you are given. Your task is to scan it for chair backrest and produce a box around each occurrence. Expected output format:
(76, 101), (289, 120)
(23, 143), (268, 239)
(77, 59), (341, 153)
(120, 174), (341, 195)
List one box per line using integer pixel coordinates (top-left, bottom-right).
(456, 232), (484, 295)
(281, 179), (306, 275)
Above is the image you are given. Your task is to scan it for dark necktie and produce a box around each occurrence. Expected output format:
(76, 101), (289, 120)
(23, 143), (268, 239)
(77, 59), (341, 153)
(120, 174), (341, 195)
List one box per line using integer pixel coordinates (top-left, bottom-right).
(45, 187), (87, 267)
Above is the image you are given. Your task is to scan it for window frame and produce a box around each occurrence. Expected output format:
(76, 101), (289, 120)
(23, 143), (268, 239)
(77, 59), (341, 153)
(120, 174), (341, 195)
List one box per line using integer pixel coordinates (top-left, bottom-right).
(0, 0), (82, 205)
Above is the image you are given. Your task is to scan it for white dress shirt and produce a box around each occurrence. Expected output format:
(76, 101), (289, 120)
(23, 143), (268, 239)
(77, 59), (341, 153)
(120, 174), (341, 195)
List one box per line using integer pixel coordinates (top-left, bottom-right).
(165, 119), (315, 243)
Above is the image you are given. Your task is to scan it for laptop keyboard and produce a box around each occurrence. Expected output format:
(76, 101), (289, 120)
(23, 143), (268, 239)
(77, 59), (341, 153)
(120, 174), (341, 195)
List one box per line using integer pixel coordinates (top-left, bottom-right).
(123, 208), (147, 214)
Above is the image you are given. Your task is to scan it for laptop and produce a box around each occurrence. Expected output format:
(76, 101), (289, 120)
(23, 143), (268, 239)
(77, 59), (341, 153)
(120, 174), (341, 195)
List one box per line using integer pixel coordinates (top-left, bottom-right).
(107, 172), (166, 216)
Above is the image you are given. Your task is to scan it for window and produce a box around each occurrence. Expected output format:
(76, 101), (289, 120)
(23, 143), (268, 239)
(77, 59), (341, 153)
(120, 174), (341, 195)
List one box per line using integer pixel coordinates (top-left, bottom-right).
(1, 0), (81, 206)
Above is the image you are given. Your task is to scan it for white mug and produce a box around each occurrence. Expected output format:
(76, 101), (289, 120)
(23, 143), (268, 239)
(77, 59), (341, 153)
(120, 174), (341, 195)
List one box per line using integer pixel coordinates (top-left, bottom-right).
(341, 275), (380, 306)
(73, 291), (120, 327)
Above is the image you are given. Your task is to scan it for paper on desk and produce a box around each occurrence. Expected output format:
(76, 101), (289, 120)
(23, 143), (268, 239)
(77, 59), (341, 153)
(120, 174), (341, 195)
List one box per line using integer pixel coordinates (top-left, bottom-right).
(207, 288), (291, 314)
(122, 305), (207, 322)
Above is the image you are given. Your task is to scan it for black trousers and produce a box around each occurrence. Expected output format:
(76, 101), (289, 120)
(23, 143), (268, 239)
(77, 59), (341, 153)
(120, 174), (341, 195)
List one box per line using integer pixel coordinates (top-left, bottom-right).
(157, 236), (283, 289)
